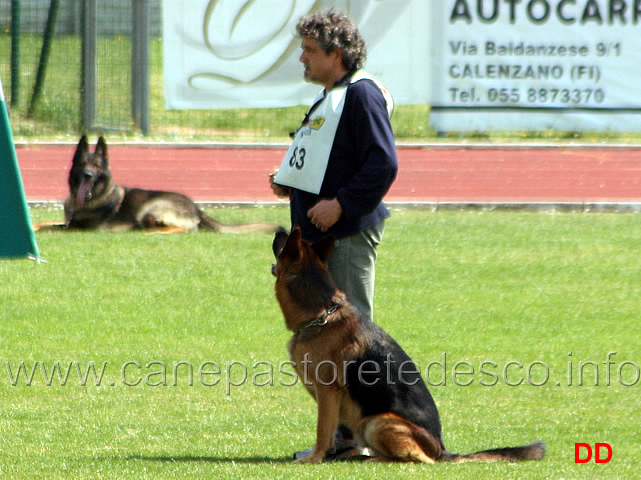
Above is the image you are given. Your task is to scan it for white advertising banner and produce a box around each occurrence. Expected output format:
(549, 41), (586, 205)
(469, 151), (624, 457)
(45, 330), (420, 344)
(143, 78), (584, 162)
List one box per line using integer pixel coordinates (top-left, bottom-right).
(429, 1), (641, 132)
(162, 0), (430, 110)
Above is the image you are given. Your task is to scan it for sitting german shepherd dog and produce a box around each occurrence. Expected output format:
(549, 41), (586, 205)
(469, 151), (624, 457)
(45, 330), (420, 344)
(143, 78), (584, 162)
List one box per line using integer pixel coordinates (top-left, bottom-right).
(272, 227), (545, 463)
(35, 136), (284, 234)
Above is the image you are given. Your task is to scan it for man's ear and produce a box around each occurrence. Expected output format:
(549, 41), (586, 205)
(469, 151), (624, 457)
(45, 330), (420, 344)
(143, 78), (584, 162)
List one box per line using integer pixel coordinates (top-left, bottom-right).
(331, 47), (344, 68)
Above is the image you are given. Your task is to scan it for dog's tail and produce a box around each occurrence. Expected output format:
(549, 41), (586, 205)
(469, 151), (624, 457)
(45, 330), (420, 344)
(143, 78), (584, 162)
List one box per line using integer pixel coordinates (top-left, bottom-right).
(440, 441), (545, 463)
(197, 210), (285, 234)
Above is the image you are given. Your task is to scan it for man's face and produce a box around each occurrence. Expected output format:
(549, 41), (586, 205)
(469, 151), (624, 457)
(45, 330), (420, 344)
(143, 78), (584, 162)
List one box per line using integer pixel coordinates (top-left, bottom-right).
(299, 36), (340, 88)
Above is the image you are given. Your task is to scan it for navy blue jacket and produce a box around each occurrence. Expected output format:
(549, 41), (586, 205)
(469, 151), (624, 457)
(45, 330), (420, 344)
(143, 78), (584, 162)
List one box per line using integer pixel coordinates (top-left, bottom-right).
(288, 73), (398, 242)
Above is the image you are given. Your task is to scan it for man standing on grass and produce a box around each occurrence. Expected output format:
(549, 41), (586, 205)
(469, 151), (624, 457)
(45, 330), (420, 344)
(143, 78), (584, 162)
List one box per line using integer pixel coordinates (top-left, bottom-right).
(270, 8), (398, 323)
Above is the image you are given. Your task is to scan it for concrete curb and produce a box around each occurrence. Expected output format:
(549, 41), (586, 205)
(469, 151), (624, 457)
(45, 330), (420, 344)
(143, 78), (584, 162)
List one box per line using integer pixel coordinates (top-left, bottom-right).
(28, 200), (641, 213)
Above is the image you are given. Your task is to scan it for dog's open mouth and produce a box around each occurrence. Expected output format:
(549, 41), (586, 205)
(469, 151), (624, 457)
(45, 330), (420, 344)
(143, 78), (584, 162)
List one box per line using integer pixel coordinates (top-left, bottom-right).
(76, 174), (95, 207)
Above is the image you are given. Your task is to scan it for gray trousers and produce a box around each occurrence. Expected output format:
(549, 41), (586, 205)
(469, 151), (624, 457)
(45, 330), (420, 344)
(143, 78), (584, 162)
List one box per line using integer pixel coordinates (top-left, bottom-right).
(328, 221), (385, 321)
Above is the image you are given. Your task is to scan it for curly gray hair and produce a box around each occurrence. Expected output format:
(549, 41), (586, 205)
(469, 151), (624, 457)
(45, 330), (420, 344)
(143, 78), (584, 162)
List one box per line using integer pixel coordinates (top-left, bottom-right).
(296, 9), (367, 72)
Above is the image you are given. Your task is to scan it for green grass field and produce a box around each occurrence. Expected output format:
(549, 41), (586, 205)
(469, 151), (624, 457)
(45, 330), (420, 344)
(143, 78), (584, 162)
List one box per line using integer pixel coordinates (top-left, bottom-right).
(1, 206), (639, 479)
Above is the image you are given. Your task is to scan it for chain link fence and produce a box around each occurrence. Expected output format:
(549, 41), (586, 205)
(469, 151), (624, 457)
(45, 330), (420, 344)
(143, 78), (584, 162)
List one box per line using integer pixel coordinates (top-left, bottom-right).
(0, 0), (430, 142)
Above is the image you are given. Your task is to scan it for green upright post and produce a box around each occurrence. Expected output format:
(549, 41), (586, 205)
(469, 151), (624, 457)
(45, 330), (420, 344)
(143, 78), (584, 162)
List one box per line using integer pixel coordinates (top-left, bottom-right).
(0, 79), (41, 260)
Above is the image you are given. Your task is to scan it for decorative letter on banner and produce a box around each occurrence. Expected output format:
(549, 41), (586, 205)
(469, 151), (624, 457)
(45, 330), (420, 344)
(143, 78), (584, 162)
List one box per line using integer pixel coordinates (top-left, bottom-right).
(430, 1), (641, 132)
(162, 0), (428, 110)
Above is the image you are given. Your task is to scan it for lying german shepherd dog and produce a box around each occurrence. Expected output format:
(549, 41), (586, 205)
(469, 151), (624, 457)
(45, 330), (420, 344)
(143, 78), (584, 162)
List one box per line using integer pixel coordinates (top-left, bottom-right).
(35, 136), (284, 234)
(272, 227), (545, 463)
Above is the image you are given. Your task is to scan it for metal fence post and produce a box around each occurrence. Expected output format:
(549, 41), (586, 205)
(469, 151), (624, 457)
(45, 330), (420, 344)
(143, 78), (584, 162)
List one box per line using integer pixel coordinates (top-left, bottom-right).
(10, 0), (20, 108)
(132, 0), (150, 135)
(27, 0), (60, 116)
(81, 0), (97, 132)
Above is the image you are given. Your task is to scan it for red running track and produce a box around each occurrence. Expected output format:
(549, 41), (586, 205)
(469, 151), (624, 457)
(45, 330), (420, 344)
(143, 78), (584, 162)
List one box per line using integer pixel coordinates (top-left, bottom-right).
(16, 143), (641, 204)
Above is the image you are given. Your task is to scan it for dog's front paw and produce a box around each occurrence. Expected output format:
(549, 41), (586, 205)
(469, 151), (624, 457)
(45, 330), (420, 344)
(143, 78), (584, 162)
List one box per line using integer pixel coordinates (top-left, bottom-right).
(293, 447), (326, 464)
(293, 454), (324, 464)
(33, 222), (66, 232)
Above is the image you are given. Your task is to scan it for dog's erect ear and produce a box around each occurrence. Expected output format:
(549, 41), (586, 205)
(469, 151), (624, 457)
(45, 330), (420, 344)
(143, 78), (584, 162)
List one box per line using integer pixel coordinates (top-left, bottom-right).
(312, 235), (335, 264)
(95, 136), (109, 167)
(272, 229), (289, 258)
(278, 227), (302, 262)
(73, 136), (89, 165)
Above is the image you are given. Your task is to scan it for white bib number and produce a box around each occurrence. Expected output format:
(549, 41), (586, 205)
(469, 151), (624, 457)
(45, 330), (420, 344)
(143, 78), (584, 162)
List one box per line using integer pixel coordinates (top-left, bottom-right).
(289, 146), (306, 171)
(273, 71), (393, 195)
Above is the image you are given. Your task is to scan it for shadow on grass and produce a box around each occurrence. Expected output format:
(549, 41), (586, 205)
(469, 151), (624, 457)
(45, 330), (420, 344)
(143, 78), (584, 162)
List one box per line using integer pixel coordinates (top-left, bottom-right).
(128, 455), (292, 465)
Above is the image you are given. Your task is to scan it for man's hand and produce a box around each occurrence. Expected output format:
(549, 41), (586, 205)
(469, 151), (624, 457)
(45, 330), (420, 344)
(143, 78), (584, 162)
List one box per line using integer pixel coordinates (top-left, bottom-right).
(269, 171), (291, 198)
(307, 198), (342, 232)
